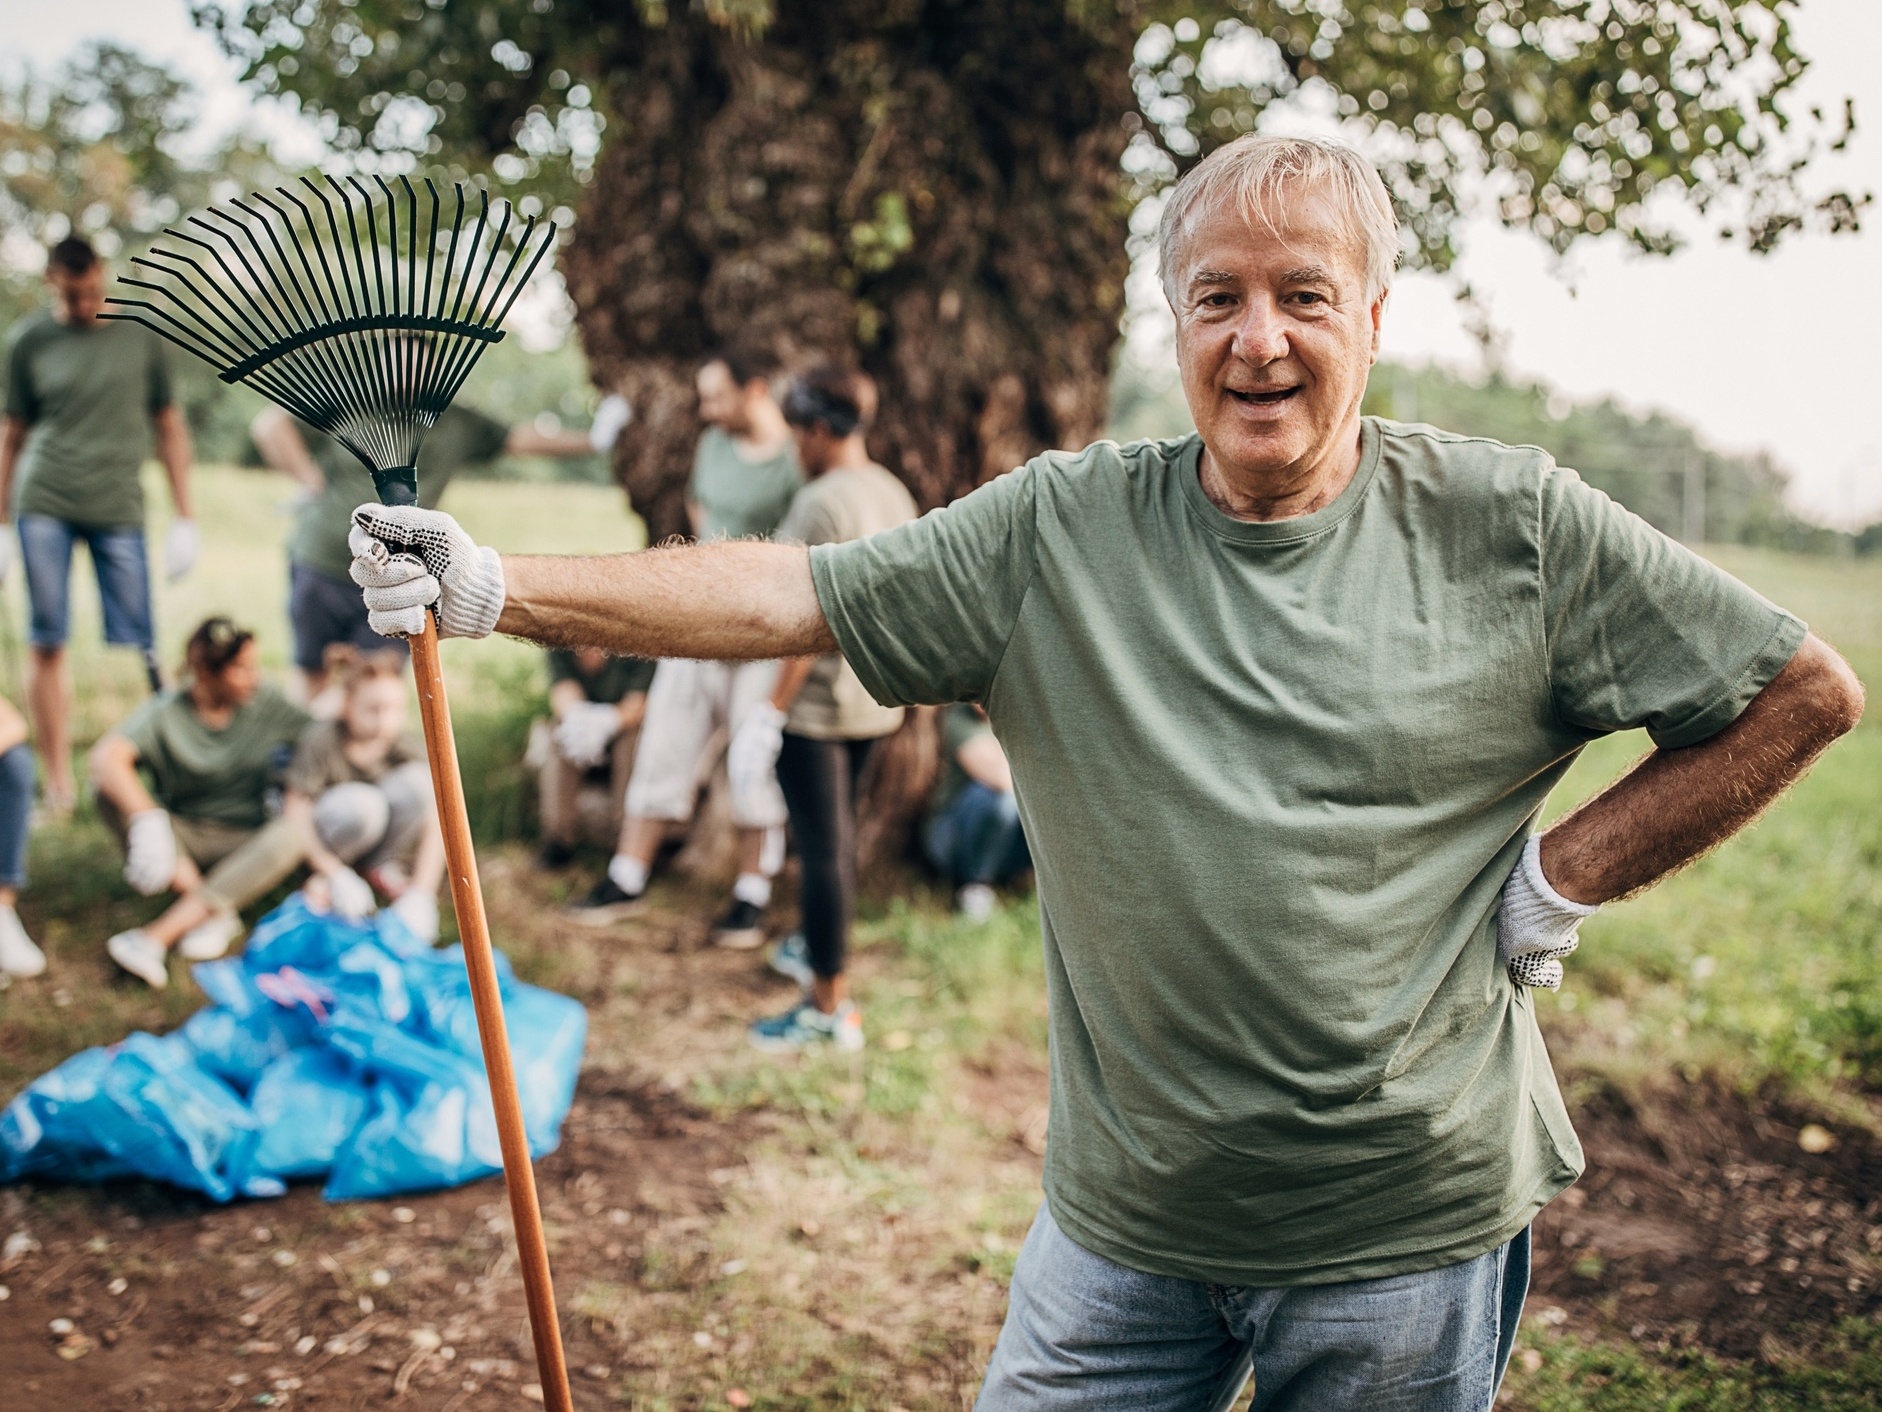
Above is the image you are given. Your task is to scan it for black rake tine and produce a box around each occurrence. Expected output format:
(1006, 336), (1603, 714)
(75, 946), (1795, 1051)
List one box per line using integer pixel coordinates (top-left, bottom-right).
(183, 214), (295, 347)
(129, 246), (271, 363)
(101, 297), (230, 369)
(334, 177), (397, 442)
(488, 218), (558, 330)
(462, 196), (515, 329)
(114, 268), (249, 365)
(429, 210), (546, 413)
(446, 186), (491, 325)
(201, 203), (338, 411)
(249, 191), (377, 432)
(276, 187), (382, 431)
(302, 177), (362, 318)
(418, 179), (441, 320)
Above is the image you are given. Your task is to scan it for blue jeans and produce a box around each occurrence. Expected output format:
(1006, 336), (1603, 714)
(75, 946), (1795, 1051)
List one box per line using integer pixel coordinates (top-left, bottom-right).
(0, 743), (34, 889)
(976, 1203), (1530, 1412)
(17, 514), (154, 650)
(925, 782), (1031, 887)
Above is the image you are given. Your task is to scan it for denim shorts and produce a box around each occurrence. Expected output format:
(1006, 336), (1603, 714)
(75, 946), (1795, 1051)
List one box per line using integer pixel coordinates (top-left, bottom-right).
(18, 514), (154, 651)
(289, 560), (409, 673)
(976, 1202), (1530, 1412)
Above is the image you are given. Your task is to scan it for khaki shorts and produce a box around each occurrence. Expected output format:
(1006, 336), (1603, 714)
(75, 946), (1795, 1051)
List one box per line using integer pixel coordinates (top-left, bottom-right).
(624, 658), (788, 829)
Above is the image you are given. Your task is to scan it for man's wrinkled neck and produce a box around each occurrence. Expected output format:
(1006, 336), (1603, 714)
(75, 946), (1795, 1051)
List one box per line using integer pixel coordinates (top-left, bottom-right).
(1197, 415), (1364, 523)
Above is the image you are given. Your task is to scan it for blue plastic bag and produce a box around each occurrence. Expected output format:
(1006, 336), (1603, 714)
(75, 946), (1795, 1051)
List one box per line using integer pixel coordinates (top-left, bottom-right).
(0, 895), (587, 1204)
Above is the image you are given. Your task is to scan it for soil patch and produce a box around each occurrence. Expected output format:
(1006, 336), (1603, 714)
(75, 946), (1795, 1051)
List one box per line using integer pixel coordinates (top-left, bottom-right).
(0, 1080), (763, 1410)
(1530, 1076), (1882, 1358)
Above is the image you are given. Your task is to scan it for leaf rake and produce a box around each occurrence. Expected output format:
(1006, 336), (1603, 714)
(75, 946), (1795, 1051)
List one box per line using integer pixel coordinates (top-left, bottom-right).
(103, 175), (573, 1412)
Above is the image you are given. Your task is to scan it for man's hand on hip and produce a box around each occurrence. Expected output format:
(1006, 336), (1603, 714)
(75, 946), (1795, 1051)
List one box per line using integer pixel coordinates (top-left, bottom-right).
(349, 504), (506, 640)
(1496, 834), (1598, 990)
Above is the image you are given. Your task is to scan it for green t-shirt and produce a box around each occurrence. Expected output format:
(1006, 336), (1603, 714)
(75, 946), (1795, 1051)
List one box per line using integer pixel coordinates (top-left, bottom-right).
(288, 405), (509, 581)
(4, 311), (173, 527)
(687, 426), (803, 541)
(930, 704), (994, 820)
(812, 419), (1805, 1286)
(547, 649), (655, 705)
(119, 685), (312, 831)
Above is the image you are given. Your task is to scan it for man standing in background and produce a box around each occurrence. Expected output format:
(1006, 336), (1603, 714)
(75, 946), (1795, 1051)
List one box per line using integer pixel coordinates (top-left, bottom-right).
(569, 348), (800, 948)
(252, 390), (631, 714)
(0, 236), (197, 815)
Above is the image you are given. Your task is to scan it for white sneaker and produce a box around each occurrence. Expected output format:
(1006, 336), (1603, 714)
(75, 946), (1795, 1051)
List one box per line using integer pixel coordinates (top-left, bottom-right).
(955, 883), (998, 922)
(178, 910), (244, 961)
(388, 889), (440, 943)
(107, 928), (170, 989)
(0, 906), (46, 977)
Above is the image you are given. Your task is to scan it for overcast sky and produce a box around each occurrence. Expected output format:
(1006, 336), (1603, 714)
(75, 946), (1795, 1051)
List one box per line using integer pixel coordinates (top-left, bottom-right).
(4, 0), (1876, 523)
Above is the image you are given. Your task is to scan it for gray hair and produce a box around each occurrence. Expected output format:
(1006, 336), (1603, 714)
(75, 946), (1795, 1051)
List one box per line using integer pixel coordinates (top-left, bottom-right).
(1158, 135), (1400, 305)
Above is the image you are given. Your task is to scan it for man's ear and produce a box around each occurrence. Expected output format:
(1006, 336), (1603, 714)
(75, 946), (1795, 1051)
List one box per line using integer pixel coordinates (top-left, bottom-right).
(1368, 288), (1389, 363)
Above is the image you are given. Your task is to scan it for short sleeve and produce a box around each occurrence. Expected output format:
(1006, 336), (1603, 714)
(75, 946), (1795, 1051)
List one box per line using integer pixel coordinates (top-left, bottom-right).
(145, 331), (174, 413)
(284, 721), (335, 797)
(1542, 468), (1806, 748)
(5, 327), (38, 422)
(116, 696), (167, 766)
(810, 460), (1040, 707)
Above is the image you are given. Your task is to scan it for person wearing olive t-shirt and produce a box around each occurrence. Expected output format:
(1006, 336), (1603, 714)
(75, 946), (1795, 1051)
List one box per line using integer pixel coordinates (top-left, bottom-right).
(91, 619), (310, 989)
(925, 704), (1030, 921)
(536, 646), (655, 870)
(349, 135), (1863, 1410)
(251, 390), (630, 711)
(0, 237), (199, 815)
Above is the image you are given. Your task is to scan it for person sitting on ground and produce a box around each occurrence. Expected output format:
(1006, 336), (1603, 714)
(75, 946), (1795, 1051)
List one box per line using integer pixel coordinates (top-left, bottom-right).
(925, 703), (1030, 921)
(726, 362), (918, 1053)
(571, 347), (799, 946)
(282, 647), (446, 942)
(252, 389), (631, 715)
(0, 694), (44, 978)
(94, 618), (310, 988)
(535, 646), (653, 871)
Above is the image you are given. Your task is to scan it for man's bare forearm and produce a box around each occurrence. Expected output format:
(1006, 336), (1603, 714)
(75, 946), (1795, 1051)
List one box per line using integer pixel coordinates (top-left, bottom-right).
(1541, 633), (1864, 905)
(496, 541), (838, 661)
(155, 406), (193, 516)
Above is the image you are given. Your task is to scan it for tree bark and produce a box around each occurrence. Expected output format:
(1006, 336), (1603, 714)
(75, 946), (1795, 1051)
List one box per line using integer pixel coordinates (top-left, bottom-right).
(560, 0), (1137, 540)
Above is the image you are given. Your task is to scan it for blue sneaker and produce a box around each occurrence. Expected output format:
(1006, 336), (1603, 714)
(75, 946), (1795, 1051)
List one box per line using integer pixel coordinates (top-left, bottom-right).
(768, 932), (815, 989)
(749, 999), (864, 1054)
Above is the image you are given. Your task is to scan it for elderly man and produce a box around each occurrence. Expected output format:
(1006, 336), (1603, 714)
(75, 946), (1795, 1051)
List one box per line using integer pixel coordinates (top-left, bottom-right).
(349, 135), (1861, 1410)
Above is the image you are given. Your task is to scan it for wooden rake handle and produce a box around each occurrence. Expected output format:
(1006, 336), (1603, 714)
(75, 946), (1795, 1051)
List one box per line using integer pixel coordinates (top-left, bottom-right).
(408, 618), (575, 1412)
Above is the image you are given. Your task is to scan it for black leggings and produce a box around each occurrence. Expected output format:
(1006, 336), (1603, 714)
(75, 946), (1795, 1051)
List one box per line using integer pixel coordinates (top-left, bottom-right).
(775, 733), (875, 981)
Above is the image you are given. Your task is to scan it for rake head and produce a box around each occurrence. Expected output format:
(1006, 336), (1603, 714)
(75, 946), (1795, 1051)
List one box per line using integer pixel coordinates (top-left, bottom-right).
(102, 174), (557, 506)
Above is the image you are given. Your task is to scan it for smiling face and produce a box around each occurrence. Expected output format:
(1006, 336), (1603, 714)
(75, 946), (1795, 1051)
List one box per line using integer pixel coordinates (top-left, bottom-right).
(1171, 184), (1384, 509)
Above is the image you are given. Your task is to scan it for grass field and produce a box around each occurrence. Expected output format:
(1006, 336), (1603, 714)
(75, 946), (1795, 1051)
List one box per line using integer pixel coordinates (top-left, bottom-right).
(0, 472), (1877, 1408)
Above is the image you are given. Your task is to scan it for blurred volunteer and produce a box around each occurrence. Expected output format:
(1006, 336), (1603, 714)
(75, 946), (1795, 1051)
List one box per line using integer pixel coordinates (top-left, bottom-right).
(727, 362), (916, 1052)
(536, 646), (654, 870)
(0, 694), (43, 978)
(283, 647), (446, 942)
(568, 348), (800, 948)
(93, 618), (310, 989)
(252, 387), (630, 711)
(924, 703), (1030, 921)
(0, 236), (198, 814)
(347, 135), (1862, 1410)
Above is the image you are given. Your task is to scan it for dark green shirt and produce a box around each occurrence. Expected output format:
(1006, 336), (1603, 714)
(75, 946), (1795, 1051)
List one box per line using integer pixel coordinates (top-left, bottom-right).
(812, 419), (1805, 1286)
(687, 426), (803, 541)
(547, 649), (655, 705)
(4, 311), (172, 527)
(288, 405), (509, 581)
(119, 685), (311, 831)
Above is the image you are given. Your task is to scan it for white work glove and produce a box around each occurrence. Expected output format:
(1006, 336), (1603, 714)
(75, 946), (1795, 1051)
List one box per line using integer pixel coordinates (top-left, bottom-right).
(0, 528), (13, 584)
(389, 889), (440, 944)
(553, 700), (621, 768)
(324, 866), (378, 922)
(347, 505), (506, 641)
(727, 703), (787, 801)
(163, 518), (200, 582)
(589, 393), (632, 452)
(124, 809), (179, 896)
(1496, 835), (1599, 991)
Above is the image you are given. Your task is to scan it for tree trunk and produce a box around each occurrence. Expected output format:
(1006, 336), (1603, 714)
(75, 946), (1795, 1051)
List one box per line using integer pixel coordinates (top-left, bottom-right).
(559, 1), (1135, 867)
(561, 0), (1136, 537)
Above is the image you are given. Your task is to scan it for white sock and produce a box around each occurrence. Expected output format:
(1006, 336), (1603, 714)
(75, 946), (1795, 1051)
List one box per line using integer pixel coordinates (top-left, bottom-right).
(608, 854), (649, 896)
(732, 872), (772, 908)
(757, 824), (786, 877)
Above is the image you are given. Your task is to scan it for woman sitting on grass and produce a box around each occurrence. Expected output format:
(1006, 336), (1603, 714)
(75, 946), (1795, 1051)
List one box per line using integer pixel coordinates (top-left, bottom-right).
(282, 646), (444, 942)
(0, 693), (44, 978)
(94, 617), (310, 988)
